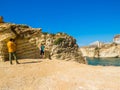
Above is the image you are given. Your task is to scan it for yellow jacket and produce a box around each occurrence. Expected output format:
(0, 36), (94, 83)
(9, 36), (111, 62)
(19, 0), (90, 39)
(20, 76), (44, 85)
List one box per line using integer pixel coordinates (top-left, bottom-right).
(7, 41), (16, 52)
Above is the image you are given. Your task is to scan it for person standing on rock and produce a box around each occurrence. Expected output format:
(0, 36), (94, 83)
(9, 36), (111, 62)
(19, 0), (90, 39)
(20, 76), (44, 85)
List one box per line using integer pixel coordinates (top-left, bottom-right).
(39, 43), (45, 59)
(7, 38), (19, 65)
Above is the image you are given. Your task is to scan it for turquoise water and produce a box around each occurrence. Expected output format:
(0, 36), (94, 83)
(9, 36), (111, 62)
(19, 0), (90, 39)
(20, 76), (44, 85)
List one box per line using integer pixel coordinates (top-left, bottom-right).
(86, 57), (120, 66)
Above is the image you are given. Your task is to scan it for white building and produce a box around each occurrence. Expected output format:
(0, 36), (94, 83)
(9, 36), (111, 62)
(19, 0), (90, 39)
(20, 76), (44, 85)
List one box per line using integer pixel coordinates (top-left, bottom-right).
(89, 41), (104, 48)
(113, 34), (120, 44)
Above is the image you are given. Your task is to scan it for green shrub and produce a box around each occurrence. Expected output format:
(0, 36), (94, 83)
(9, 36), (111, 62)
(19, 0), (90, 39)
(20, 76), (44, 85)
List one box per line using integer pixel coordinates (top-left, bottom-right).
(111, 42), (117, 46)
(18, 24), (29, 28)
(56, 54), (62, 59)
(43, 32), (48, 35)
(57, 32), (68, 36)
(57, 32), (63, 34)
(54, 38), (65, 45)
(50, 33), (55, 36)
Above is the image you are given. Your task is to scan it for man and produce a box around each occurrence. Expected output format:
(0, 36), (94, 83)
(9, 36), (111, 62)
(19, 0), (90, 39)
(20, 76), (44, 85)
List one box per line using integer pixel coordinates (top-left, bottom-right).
(7, 38), (19, 65)
(40, 44), (45, 59)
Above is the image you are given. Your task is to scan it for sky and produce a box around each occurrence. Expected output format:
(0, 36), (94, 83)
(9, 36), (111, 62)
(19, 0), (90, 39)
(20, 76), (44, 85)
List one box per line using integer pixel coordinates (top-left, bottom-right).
(0, 0), (120, 46)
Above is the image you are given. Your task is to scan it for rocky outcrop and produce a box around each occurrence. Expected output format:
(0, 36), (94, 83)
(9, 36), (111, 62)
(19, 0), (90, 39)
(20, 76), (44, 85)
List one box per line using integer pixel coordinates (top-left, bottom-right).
(80, 43), (120, 58)
(50, 37), (85, 63)
(0, 23), (42, 61)
(0, 16), (4, 23)
(80, 47), (95, 57)
(0, 23), (85, 63)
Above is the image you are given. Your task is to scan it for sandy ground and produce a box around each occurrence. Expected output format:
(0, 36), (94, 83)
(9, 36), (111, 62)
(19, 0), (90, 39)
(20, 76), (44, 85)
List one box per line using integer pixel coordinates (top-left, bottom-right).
(0, 59), (120, 90)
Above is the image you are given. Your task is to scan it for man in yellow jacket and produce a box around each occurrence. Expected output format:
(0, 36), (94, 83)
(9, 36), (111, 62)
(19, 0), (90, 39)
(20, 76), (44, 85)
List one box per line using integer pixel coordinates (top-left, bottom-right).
(7, 38), (19, 65)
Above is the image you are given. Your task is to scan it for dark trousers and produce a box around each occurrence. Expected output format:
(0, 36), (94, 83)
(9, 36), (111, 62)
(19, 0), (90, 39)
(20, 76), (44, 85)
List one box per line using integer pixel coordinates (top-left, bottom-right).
(40, 50), (44, 55)
(9, 52), (19, 64)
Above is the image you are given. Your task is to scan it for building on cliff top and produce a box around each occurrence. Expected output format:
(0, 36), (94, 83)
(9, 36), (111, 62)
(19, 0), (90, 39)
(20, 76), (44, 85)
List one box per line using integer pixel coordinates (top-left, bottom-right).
(113, 34), (120, 44)
(89, 41), (104, 48)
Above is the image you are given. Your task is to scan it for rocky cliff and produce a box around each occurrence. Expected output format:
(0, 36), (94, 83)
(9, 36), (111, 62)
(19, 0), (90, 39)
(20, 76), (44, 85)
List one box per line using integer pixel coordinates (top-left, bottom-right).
(0, 23), (85, 63)
(80, 43), (120, 58)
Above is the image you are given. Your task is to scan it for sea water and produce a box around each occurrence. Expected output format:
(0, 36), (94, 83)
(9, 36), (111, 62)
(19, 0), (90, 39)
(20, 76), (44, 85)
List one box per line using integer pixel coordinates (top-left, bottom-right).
(86, 57), (120, 66)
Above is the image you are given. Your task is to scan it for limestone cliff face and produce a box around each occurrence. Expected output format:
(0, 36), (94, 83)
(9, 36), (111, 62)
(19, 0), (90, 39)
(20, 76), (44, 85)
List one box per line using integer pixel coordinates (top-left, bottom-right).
(0, 23), (85, 63)
(80, 47), (95, 57)
(80, 44), (120, 58)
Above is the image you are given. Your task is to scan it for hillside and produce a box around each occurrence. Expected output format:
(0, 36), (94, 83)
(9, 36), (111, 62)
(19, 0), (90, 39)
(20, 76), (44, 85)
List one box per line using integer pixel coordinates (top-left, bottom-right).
(0, 59), (120, 90)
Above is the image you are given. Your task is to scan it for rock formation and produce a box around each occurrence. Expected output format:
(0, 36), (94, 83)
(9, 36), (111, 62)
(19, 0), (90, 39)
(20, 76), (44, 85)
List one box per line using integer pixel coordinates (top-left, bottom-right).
(80, 43), (120, 58)
(0, 16), (4, 23)
(0, 22), (85, 63)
